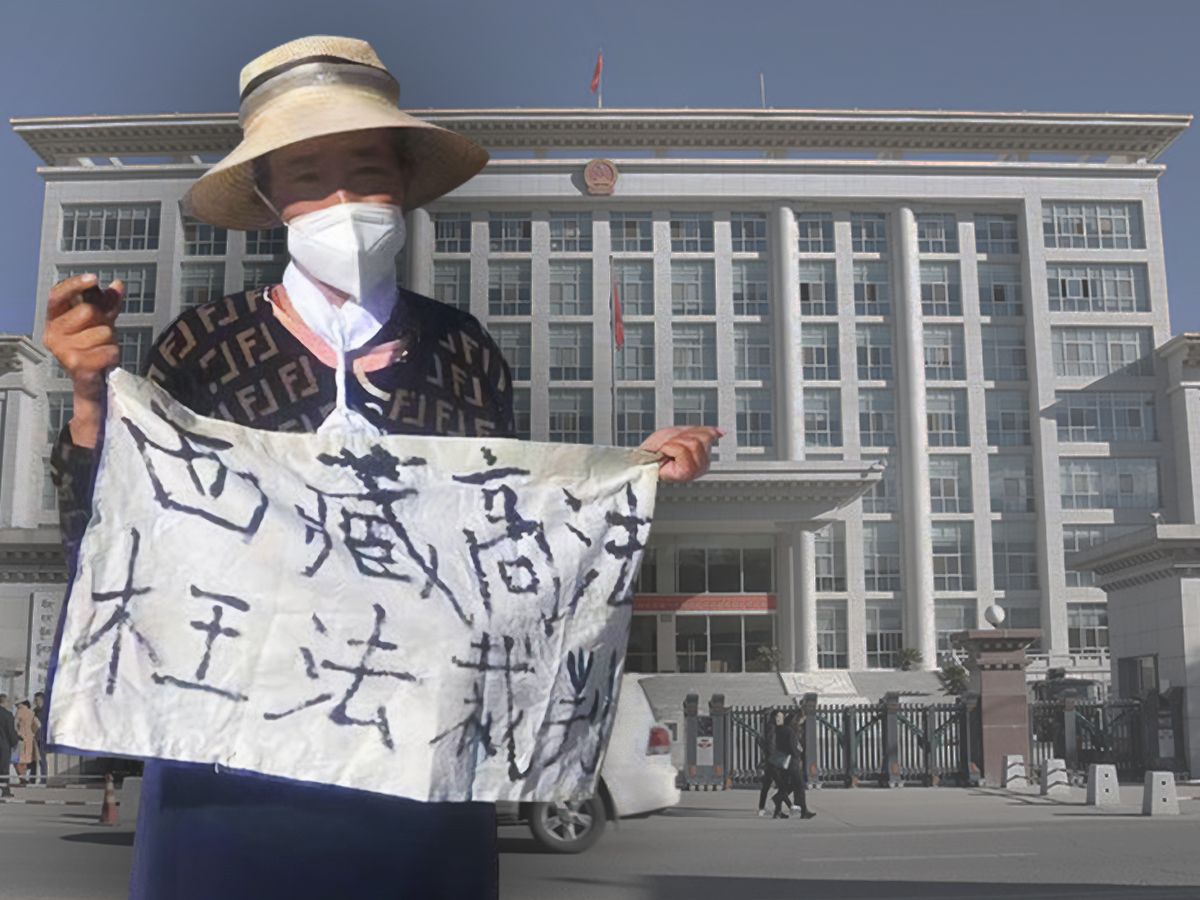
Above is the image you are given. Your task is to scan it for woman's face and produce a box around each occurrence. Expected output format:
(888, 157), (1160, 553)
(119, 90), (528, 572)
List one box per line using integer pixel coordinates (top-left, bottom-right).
(774, 711), (784, 725)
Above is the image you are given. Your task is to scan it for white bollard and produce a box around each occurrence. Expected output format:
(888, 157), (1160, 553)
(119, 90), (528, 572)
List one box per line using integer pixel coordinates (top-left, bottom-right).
(1001, 754), (1027, 788)
(1142, 771), (1179, 816)
(1040, 758), (1070, 797)
(120, 776), (143, 828)
(1086, 764), (1119, 807)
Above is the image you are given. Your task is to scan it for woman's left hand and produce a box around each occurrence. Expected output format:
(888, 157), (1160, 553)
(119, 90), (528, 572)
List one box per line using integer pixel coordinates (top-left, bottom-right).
(639, 426), (726, 483)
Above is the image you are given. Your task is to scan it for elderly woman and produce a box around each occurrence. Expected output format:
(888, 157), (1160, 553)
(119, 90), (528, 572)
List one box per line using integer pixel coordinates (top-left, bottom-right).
(14, 700), (38, 785)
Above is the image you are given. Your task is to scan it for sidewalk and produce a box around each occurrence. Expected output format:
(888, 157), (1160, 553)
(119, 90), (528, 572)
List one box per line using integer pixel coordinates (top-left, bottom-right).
(1, 783), (107, 806)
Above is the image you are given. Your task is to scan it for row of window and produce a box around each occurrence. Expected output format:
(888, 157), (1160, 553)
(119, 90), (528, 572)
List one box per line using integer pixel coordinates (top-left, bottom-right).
(56, 262), (285, 315)
(61, 207), (286, 256)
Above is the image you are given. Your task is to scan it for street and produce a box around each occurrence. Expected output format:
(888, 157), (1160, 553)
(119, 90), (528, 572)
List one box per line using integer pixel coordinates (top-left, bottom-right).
(1, 784), (1199, 899)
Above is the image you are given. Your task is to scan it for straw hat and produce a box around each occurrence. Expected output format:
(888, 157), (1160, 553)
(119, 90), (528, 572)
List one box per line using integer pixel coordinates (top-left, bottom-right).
(184, 36), (489, 230)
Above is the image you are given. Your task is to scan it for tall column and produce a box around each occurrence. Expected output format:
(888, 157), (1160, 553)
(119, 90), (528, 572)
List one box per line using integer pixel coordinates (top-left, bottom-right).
(893, 207), (937, 668)
(406, 207), (433, 297)
(774, 204), (803, 460)
(792, 525), (818, 672)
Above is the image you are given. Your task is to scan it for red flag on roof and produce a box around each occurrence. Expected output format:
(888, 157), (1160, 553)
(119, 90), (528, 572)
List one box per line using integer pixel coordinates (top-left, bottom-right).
(591, 51), (603, 94)
(612, 280), (624, 348)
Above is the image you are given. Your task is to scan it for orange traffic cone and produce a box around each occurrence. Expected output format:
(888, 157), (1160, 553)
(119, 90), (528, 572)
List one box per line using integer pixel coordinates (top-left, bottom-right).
(98, 773), (119, 826)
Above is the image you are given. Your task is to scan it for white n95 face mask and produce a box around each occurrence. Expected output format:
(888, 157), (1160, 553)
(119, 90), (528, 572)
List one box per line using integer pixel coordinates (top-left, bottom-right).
(286, 201), (407, 302)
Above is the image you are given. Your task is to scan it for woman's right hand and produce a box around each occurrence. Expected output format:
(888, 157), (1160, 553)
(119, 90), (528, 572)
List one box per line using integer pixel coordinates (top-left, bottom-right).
(42, 274), (124, 449)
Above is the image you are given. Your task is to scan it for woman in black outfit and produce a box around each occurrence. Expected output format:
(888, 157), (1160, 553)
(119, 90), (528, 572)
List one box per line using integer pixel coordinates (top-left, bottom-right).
(757, 709), (791, 816)
(783, 710), (816, 819)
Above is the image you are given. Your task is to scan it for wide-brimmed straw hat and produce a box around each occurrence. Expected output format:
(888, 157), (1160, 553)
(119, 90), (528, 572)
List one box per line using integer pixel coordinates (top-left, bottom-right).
(184, 36), (489, 230)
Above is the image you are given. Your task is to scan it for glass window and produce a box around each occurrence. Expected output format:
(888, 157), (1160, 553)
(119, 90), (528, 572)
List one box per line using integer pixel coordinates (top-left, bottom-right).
(626, 616), (658, 673)
(927, 389), (969, 447)
(1063, 525), (1140, 587)
(981, 326), (1028, 381)
(993, 521), (1039, 591)
(797, 212), (834, 253)
(433, 261), (470, 312)
(738, 389), (775, 450)
(675, 388), (718, 428)
(851, 213), (887, 253)
(930, 456), (973, 513)
(862, 463), (898, 514)
(978, 264), (1023, 317)
(42, 458), (58, 512)
(670, 213), (713, 252)
(856, 324), (893, 381)
(744, 615), (776, 672)
(245, 226), (287, 256)
(611, 212), (653, 252)
(183, 216), (227, 256)
(616, 323), (655, 381)
(859, 389), (896, 448)
(117, 327), (153, 374)
(709, 616), (743, 673)
(802, 324), (839, 380)
(989, 456), (1036, 513)
(975, 215), (1020, 255)
(549, 212), (592, 252)
(512, 388), (531, 441)
(616, 389), (655, 447)
(242, 262), (284, 292)
(1043, 202), (1143, 250)
(1047, 265), (1148, 314)
(921, 263), (962, 316)
(549, 261), (593, 315)
(1051, 328), (1153, 377)
(814, 523), (846, 592)
(61, 204), (160, 252)
(674, 541), (775, 593)
(548, 389), (593, 443)
(58, 264), (157, 315)
(488, 261), (531, 316)
(931, 522), (975, 591)
(986, 391), (1031, 446)
(866, 603), (903, 669)
(633, 544), (658, 593)
(675, 614), (708, 674)
(924, 325), (966, 381)
(917, 214), (958, 253)
(804, 389), (841, 447)
(181, 263), (224, 310)
(671, 261), (716, 315)
(1068, 604), (1108, 652)
(672, 324), (716, 380)
(731, 212), (768, 253)
(46, 391), (73, 444)
(735, 324), (772, 381)
(1055, 392), (1156, 443)
(1059, 458), (1160, 509)
(863, 522), (902, 591)
(936, 601), (977, 656)
(817, 601), (848, 669)
(488, 213), (531, 253)
(434, 213), (471, 253)
(490, 323), (531, 381)
(733, 261), (770, 316)
(548, 324), (593, 381)
(798, 261), (836, 317)
(854, 262), (891, 316)
(614, 260), (654, 315)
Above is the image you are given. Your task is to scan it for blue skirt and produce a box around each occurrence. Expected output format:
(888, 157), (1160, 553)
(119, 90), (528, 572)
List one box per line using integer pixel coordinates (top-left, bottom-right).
(129, 761), (497, 900)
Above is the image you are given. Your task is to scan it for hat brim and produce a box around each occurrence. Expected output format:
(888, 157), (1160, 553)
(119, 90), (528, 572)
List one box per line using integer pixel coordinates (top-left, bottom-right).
(184, 88), (488, 230)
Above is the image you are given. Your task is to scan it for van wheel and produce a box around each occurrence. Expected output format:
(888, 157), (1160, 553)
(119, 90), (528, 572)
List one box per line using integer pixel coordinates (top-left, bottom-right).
(527, 797), (606, 853)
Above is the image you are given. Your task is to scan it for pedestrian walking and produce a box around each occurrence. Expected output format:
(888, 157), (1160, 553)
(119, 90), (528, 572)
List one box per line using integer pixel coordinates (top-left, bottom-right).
(0, 699), (16, 798)
(756, 710), (791, 816)
(14, 700), (38, 786)
(783, 709), (816, 820)
(767, 709), (796, 818)
(32, 692), (47, 785)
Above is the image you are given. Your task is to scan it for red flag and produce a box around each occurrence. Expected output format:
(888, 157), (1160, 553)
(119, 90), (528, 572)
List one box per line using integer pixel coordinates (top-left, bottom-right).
(612, 280), (624, 348)
(591, 51), (603, 94)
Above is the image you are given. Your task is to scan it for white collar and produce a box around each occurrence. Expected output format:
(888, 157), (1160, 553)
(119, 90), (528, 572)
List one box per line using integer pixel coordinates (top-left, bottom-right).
(281, 262), (398, 354)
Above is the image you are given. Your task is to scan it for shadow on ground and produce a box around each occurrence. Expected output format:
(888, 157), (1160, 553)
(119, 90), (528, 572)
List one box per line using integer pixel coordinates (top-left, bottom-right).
(549, 875), (1200, 900)
(60, 831), (135, 846)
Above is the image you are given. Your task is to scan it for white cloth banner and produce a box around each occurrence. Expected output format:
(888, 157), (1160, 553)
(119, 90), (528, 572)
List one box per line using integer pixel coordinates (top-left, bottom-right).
(51, 370), (659, 802)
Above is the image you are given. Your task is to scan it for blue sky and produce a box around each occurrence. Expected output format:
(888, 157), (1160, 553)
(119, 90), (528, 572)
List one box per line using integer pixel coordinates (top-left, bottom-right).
(2, 0), (1198, 335)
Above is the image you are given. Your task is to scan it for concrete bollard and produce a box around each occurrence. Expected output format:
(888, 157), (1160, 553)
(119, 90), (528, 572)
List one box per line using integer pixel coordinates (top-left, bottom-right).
(120, 776), (143, 829)
(1142, 771), (1179, 816)
(1085, 764), (1119, 807)
(1040, 758), (1070, 797)
(1001, 754), (1027, 788)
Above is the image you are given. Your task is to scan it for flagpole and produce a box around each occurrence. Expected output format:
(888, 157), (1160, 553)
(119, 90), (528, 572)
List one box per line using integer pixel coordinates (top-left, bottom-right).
(610, 255), (617, 442)
(598, 48), (603, 109)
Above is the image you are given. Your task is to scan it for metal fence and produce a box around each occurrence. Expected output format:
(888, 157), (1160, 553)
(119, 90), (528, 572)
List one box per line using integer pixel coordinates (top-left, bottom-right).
(1029, 698), (1144, 779)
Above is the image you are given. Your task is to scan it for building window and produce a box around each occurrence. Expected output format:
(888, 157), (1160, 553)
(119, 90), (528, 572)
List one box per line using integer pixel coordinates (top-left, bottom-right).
(434, 213), (471, 253)
(735, 324), (772, 381)
(488, 213), (531, 253)
(611, 212), (653, 252)
(615, 389), (656, 447)
(1068, 604), (1108, 652)
(733, 261), (770, 316)
(117, 327), (153, 374)
(731, 212), (768, 253)
(674, 614), (777, 674)
(921, 263), (962, 316)
(989, 456), (1036, 513)
(975, 214), (1020, 255)
(986, 391), (1031, 446)
(245, 226), (287, 256)
(548, 389), (593, 443)
(634, 544), (658, 593)
(797, 212), (835, 253)
(549, 261), (593, 316)
(616, 323), (655, 381)
(804, 389), (841, 447)
(932, 522), (975, 591)
(859, 389), (896, 447)
(488, 261), (531, 316)
(675, 388), (719, 428)
(676, 540), (774, 594)
(866, 603), (903, 669)
(924, 325), (966, 381)
(1051, 328), (1153, 378)
(817, 601), (848, 669)
(1063, 526), (1139, 587)
(242, 262), (283, 292)
(936, 601), (977, 658)
(549, 324), (593, 381)
(433, 261), (470, 312)
(814, 523), (846, 592)
(862, 463), (898, 513)
(926, 389), (969, 447)
(863, 522), (902, 591)
(614, 260), (654, 315)
(512, 388), (531, 440)
(854, 262), (891, 316)
(1043, 202), (1143, 250)
(47, 392), (73, 444)
(930, 456), (973, 513)
(549, 212), (592, 252)
(917, 214), (958, 253)
(856, 324), (893, 381)
(1059, 458), (1160, 509)
(802, 324), (839, 380)
(993, 521), (1039, 591)
(61, 204), (160, 252)
(709, 615), (753, 674)
(1047, 265), (1149, 314)
(491, 323), (531, 381)
(670, 212), (713, 252)
(851, 213), (887, 253)
(798, 261), (836, 317)
(978, 263), (1023, 317)
(1055, 392), (1155, 443)
(676, 615), (708, 673)
(183, 217), (227, 256)
(671, 261), (716, 315)
(981, 326), (1028, 381)
(180, 263), (225, 309)
(626, 616), (658, 674)
(672, 324), (717, 380)
(737, 389), (775, 450)
(58, 265), (156, 314)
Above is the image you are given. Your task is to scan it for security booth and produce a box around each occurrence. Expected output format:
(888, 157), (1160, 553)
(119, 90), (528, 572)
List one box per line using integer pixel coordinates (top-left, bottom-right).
(682, 692), (731, 789)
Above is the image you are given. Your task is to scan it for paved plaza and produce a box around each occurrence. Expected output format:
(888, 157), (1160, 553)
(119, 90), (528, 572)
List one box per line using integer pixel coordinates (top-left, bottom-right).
(1, 781), (1199, 899)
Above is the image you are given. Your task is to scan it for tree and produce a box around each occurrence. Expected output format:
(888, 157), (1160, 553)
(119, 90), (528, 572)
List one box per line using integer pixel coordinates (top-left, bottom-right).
(937, 659), (971, 696)
(898, 647), (923, 671)
(755, 645), (784, 672)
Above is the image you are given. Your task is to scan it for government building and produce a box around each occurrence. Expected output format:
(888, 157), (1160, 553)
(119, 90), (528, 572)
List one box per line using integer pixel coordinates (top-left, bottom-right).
(1, 108), (1192, 703)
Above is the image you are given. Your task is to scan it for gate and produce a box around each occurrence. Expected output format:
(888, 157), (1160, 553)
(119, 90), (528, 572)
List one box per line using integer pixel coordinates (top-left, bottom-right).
(1029, 698), (1145, 779)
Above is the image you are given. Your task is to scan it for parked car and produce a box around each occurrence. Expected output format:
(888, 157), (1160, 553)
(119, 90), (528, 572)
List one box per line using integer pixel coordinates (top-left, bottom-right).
(496, 674), (679, 853)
